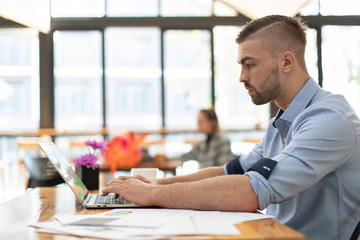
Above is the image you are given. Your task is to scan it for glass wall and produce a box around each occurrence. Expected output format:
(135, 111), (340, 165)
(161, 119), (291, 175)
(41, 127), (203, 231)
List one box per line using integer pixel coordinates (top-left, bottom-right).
(0, 29), (39, 130)
(160, 0), (213, 16)
(53, 30), (103, 131)
(164, 29), (212, 129)
(214, 26), (270, 129)
(51, 0), (105, 17)
(1, 0), (359, 134)
(322, 26), (360, 116)
(106, 0), (158, 17)
(105, 27), (162, 130)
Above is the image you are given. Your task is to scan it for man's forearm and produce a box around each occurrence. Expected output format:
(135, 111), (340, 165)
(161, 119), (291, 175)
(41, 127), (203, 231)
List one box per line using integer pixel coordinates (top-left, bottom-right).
(156, 166), (224, 185)
(151, 174), (259, 212)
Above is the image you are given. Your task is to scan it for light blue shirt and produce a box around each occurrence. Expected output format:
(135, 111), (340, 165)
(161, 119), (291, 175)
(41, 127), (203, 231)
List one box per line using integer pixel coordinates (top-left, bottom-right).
(225, 78), (360, 240)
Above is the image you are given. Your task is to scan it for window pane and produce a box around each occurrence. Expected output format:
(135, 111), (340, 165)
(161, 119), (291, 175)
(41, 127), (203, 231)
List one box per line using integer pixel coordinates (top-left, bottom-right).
(51, 0), (105, 18)
(164, 29), (211, 129)
(320, 0), (360, 15)
(107, 0), (158, 17)
(214, 0), (237, 16)
(105, 28), (161, 130)
(0, 29), (39, 130)
(161, 0), (212, 16)
(322, 26), (360, 116)
(305, 28), (318, 81)
(214, 26), (269, 129)
(54, 31), (103, 131)
(299, 0), (319, 16)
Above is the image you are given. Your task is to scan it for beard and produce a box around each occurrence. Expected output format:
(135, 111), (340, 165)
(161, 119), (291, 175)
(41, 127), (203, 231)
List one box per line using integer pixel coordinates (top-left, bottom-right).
(245, 66), (280, 105)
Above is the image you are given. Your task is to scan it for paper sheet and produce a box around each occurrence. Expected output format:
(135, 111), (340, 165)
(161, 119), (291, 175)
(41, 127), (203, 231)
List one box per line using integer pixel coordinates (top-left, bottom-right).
(31, 209), (241, 239)
(220, 211), (274, 225)
(56, 208), (189, 228)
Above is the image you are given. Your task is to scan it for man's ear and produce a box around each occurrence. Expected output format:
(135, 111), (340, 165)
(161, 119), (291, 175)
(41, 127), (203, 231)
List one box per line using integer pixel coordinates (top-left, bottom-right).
(281, 51), (295, 73)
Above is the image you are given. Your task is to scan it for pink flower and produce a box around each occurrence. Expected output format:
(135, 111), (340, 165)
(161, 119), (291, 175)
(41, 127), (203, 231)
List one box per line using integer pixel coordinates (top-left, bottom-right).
(74, 154), (99, 170)
(84, 140), (108, 153)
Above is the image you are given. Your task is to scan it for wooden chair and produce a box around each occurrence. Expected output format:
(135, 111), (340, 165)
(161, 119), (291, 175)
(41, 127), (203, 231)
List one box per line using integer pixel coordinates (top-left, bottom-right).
(243, 138), (262, 144)
(16, 135), (52, 189)
(0, 160), (7, 196)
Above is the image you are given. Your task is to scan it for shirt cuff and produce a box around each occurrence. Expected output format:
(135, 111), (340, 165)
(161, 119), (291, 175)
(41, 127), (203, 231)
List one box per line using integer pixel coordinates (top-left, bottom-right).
(245, 171), (273, 210)
(225, 156), (245, 175)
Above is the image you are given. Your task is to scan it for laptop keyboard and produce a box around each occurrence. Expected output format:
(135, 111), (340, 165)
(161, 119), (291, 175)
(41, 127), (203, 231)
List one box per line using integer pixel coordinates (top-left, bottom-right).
(94, 193), (132, 205)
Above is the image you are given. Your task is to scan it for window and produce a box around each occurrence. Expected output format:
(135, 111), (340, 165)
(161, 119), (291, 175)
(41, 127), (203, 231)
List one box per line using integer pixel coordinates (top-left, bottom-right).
(164, 29), (212, 129)
(54, 30), (103, 130)
(160, 0), (213, 16)
(106, 0), (158, 17)
(322, 26), (360, 116)
(105, 27), (162, 130)
(320, 0), (360, 15)
(51, 0), (105, 18)
(299, 0), (319, 16)
(0, 29), (39, 130)
(305, 28), (318, 81)
(214, 26), (270, 129)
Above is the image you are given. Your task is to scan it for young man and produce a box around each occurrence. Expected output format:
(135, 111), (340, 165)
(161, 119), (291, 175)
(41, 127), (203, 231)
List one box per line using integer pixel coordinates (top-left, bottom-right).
(103, 15), (360, 240)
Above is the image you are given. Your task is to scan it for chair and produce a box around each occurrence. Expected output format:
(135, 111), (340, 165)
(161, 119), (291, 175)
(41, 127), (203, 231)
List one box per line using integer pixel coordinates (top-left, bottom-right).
(0, 160), (7, 196)
(23, 157), (64, 189)
(349, 220), (360, 240)
(16, 135), (52, 189)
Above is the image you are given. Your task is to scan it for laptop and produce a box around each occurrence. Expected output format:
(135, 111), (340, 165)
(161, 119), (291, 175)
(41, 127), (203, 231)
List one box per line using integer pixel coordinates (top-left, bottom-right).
(38, 141), (140, 208)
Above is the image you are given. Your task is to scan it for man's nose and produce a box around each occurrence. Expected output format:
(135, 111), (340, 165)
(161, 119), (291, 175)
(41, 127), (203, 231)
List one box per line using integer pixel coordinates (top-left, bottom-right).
(239, 71), (249, 83)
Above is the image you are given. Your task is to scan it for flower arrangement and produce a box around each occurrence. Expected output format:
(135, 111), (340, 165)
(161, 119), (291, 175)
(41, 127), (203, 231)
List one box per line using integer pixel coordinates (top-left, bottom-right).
(103, 131), (147, 176)
(73, 140), (108, 170)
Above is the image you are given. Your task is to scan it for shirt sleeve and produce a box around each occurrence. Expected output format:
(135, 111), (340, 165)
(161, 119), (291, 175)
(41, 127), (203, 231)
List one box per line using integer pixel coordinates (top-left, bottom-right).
(250, 106), (357, 210)
(225, 136), (265, 175)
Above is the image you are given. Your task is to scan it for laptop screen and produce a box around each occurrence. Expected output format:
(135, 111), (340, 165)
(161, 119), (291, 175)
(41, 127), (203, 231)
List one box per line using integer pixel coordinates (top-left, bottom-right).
(38, 142), (89, 202)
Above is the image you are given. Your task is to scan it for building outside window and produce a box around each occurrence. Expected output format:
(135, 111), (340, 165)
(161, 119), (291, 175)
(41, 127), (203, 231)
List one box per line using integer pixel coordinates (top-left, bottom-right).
(53, 30), (103, 131)
(0, 29), (39, 131)
(105, 27), (162, 130)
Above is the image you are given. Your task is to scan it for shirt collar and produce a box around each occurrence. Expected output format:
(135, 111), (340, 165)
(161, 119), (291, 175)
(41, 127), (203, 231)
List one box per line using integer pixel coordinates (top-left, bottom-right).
(274, 78), (320, 127)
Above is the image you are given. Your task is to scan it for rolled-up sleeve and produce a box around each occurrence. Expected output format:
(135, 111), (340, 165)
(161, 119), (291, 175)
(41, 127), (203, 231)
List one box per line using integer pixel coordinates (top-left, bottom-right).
(248, 105), (356, 208)
(246, 171), (273, 210)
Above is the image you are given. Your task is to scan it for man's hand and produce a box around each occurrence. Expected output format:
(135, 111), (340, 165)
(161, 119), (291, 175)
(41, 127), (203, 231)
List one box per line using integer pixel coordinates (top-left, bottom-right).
(105, 175), (158, 187)
(102, 177), (158, 206)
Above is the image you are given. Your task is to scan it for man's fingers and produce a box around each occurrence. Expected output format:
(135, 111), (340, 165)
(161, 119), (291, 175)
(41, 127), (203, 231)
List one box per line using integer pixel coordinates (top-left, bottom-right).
(133, 175), (151, 183)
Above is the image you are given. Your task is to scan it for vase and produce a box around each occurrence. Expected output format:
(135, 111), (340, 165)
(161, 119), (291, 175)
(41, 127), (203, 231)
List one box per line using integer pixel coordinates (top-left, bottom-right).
(75, 166), (99, 190)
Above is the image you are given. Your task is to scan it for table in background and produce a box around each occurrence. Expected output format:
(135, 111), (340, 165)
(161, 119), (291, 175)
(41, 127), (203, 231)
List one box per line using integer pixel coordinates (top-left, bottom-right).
(0, 186), (306, 240)
(99, 159), (183, 184)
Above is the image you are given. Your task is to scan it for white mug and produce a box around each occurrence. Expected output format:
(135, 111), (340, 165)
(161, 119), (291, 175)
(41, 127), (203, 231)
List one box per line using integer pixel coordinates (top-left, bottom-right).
(131, 168), (158, 180)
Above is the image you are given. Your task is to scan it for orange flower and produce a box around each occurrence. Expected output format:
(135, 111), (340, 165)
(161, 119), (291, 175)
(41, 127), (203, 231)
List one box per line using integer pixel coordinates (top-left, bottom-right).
(103, 132), (147, 176)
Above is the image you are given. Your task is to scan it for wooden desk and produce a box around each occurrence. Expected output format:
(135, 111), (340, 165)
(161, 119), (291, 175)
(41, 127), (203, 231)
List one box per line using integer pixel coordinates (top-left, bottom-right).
(100, 160), (183, 172)
(0, 186), (306, 240)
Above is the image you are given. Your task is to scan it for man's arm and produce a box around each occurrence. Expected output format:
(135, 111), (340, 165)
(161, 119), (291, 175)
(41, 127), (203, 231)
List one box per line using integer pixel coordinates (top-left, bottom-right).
(156, 166), (224, 185)
(102, 173), (259, 212)
(153, 174), (258, 211)
(106, 166), (224, 186)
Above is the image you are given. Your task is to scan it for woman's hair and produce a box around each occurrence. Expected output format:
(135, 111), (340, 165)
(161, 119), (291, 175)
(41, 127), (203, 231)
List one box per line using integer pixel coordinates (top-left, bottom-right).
(199, 108), (220, 134)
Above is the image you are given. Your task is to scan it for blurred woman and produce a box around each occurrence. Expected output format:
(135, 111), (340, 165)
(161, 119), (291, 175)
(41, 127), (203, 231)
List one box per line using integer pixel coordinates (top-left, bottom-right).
(176, 109), (235, 168)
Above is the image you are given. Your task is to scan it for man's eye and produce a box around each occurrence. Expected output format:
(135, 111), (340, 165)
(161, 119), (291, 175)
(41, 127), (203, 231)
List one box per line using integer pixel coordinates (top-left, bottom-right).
(246, 64), (254, 69)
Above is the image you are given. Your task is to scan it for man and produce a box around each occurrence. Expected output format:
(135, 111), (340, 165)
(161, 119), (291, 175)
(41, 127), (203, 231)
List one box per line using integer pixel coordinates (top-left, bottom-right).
(103, 15), (360, 240)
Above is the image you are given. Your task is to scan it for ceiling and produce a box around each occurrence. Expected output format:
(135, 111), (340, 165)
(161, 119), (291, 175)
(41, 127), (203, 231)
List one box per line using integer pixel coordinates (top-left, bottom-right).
(221, 0), (311, 19)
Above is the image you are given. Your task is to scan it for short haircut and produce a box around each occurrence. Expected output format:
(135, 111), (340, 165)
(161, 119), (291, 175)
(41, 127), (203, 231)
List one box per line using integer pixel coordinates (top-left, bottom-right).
(236, 15), (308, 69)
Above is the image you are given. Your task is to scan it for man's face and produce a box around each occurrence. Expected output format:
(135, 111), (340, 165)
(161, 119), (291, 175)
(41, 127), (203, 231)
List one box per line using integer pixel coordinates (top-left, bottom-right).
(237, 39), (281, 105)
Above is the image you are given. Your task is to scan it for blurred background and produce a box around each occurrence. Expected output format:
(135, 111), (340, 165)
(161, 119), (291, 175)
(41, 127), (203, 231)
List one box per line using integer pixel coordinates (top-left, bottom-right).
(0, 0), (360, 201)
